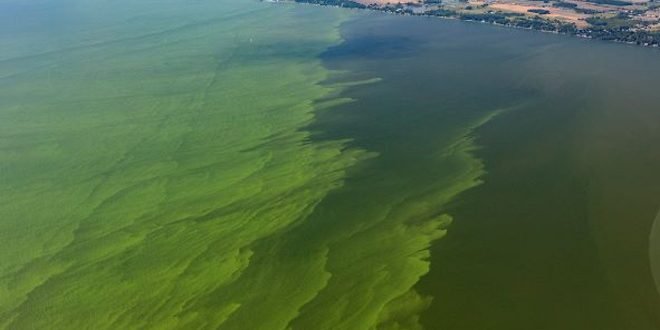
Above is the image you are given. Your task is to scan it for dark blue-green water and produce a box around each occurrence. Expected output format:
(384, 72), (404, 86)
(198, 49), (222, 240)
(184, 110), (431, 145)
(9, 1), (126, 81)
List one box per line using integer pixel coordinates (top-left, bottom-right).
(322, 13), (660, 329)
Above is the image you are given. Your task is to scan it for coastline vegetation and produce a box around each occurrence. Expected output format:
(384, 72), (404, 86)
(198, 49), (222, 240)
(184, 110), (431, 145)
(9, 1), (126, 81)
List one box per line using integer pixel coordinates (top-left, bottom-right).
(294, 0), (367, 8)
(584, 0), (633, 6)
(527, 8), (551, 14)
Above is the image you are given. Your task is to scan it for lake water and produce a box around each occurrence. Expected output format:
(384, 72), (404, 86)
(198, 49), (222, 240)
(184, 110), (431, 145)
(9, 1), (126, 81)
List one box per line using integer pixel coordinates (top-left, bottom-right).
(1, 0), (660, 329)
(324, 13), (660, 329)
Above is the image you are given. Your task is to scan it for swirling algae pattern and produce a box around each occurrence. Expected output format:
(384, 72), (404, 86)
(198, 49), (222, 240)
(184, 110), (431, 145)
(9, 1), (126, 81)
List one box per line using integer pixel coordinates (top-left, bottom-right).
(0, 0), (492, 329)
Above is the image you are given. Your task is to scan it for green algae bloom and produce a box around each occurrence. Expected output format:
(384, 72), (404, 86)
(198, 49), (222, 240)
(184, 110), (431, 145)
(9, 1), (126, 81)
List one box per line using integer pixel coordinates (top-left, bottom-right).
(0, 0), (492, 329)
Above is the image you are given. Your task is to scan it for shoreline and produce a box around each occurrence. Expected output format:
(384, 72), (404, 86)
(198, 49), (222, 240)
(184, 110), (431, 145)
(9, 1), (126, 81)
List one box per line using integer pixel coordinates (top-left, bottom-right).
(285, 0), (660, 48)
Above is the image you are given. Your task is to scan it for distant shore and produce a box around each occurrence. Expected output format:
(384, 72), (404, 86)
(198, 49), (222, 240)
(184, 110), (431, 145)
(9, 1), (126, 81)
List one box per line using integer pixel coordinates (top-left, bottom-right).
(285, 0), (660, 48)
